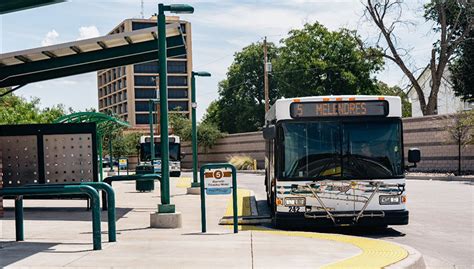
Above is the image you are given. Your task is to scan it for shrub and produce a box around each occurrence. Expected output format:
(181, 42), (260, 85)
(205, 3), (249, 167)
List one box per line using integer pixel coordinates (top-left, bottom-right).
(228, 155), (255, 170)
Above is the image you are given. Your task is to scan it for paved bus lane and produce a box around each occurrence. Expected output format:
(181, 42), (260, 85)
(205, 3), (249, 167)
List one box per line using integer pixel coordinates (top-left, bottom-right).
(235, 172), (474, 269)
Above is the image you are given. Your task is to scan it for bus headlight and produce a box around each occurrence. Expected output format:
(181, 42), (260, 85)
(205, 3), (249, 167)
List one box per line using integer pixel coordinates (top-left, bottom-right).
(379, 195), (401, 205)
(284, 197), (306, 207)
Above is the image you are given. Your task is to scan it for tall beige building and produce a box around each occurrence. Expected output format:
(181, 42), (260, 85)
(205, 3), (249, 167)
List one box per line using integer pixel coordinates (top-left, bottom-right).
(97, 16), (192, 129)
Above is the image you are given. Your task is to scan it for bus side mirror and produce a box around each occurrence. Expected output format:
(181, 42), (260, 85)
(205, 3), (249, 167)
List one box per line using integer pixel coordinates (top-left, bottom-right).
(407, 148), (421, 168)
(263, 125), (276, 140)
(136, 144), (141, 151)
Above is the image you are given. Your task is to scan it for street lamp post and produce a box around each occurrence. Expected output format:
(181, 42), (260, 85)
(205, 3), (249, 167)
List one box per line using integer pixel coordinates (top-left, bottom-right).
(190, 71), (211, 189)
(157, 3), (194, 214)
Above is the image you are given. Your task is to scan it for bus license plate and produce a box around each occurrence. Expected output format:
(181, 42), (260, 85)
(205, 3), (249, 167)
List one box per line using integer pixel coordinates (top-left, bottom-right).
(288, 206), (300, 213)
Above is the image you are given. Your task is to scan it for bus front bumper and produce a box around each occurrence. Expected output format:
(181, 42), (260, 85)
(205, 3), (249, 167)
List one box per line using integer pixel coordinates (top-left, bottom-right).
(276, 209), (409, 227)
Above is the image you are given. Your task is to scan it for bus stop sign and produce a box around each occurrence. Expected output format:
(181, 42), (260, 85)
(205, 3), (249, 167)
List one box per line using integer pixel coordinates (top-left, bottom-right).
(204, 169), (232, 195)
(200, 163), (238, 233)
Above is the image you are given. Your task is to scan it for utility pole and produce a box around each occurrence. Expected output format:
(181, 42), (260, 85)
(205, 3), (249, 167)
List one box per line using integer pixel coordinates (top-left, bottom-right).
(263, 36), (269, 113)
(140, 0), (144, 18)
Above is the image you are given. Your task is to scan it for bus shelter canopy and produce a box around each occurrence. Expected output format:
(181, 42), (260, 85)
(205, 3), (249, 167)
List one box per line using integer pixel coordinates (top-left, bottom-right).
(54, 112), (130, 138)
(0, 23), (186, 88)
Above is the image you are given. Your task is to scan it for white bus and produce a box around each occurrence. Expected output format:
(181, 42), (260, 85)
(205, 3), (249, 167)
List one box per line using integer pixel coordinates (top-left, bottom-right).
(263, 95), (420, 228)
(139, 135), (183, 177)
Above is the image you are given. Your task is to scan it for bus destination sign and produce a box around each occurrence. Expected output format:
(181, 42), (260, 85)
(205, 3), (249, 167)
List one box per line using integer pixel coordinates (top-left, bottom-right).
(290, 101), (388, 118)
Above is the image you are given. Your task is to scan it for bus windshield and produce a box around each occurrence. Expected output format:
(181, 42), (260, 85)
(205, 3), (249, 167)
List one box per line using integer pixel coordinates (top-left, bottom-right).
(140, 143), (181, 162)
(279, 120), (403, 180)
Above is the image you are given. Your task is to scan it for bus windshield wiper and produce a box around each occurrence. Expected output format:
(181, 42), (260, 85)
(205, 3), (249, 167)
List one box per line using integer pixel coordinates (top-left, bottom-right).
(343, 153), (393, 178)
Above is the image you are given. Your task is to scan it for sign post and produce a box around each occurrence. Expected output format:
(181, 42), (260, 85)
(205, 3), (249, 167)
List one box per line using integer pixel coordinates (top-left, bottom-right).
(118, 158), (128, 176)
(200, 163), (238, 233)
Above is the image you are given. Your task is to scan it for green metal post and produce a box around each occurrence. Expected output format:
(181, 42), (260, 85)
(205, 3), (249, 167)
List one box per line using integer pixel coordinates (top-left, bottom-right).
(15, 196), (24, 241)
(199, 168), (206, 233)
(109, 136), (114, 172)
(98, 135), (103, 181)
(191, 74), (199, 188)
(231, 168), (238, 233)
(157, 3), (174, 213)
(149, 99), (155, 163)
(190, 71), (210, 188)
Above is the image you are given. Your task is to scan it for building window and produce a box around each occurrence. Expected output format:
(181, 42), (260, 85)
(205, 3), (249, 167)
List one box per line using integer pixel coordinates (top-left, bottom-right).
(169, 89), (188, 98)
(168, 61), (187, 73)
(135, 101), (156, 112)
(135, 88), (157, 99)
(168, 76), (187, 86)
(136, 114), (157, 124)
(169, 101), (188, 111)
(134, 76), (156, 86)
(134, 61), (159, 73)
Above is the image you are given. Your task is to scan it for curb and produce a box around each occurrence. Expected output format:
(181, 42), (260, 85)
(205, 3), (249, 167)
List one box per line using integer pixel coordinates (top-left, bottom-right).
(221, 191), (426, 269)
(406, 175), (474, 182)
(386, 241), (426, 269)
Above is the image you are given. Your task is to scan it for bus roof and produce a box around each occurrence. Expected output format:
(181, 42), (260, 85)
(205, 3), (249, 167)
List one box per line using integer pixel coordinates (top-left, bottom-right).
(265, 95), (402, 122)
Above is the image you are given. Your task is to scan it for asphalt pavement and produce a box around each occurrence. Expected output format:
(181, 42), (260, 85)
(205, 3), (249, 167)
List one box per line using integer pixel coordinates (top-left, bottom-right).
(236, 173), (474, 269)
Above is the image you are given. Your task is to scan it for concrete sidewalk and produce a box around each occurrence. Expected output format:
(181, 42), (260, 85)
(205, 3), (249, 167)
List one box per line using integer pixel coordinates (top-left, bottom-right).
(1, 176), (423, 268)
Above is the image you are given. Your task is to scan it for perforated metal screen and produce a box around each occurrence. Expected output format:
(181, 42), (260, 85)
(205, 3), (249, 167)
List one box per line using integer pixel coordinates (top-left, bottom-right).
(0, 123), (98, 187)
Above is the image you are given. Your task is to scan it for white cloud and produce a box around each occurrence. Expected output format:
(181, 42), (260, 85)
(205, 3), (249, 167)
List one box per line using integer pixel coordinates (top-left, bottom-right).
(41, 29), (59, 46)
(77, 25), (100, 40)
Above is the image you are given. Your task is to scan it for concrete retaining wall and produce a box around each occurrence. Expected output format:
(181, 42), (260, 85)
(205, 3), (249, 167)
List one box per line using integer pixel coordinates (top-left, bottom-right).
(182, 114), (473, 173)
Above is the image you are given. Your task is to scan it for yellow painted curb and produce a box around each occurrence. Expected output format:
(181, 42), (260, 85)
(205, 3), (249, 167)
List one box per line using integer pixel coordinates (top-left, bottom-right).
(224, 189), (252, 217)
(176, 177), (191, 188)
(242, 225), (408, 269)
(225, 192), (408, 268)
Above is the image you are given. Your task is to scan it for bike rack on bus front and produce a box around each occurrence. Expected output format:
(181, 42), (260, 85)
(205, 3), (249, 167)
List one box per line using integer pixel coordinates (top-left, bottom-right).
(301, 181), (385, 225)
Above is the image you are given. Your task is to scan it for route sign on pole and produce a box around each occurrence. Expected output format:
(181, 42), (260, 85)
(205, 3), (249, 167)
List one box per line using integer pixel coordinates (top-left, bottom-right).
(200, 163), (238, 234)
(204, 169), (232, 195)
(118, 158), (128, 176)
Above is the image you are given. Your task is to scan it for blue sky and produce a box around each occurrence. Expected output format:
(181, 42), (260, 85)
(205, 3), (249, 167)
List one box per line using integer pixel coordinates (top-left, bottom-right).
(1, 0), (436, 120)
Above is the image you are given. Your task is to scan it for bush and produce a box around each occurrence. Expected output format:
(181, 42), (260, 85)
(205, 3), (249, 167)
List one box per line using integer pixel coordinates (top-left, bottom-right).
(228, 155), (255, 170)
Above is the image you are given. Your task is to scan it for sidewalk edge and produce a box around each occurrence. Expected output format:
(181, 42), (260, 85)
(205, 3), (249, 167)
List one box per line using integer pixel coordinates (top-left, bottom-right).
(385, 241), (425, 269)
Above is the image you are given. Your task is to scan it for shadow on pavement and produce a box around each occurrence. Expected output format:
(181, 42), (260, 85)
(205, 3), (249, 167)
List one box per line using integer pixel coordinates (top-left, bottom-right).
(0, 242), (60, 267)
(2, 207), (133, 222)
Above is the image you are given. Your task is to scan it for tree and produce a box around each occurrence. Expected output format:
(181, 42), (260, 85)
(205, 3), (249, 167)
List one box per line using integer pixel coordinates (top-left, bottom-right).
(376, 82), (412, 117)
(170, 110), (224, 150)
(363, 0), (472, 115)
(208, 42), (280, 134)
(275, 22), (383, 98)
(107, 132), (143, 159)
(445, 110), (474, 175)
(0, 88), (66, 124)
(450, 30), (474, 102)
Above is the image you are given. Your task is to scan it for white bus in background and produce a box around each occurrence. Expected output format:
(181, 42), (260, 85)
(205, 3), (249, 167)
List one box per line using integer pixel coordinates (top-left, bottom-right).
(139, 135), (183, 177)
(263, 95), (420, 228)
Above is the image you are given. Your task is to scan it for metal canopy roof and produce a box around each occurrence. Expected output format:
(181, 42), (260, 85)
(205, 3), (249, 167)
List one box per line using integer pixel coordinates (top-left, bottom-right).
(0, 23), (186, 88)
(0, 0), (65, 15)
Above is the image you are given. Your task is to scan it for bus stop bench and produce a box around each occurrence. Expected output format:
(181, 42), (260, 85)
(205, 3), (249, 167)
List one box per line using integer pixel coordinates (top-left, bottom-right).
(0, 183), (116, 250)
(102, 174), (161, 210)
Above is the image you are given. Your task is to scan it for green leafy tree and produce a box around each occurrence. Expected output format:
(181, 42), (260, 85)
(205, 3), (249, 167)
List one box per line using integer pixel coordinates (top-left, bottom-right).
(450, 30), (474, 102)
(108, 132), (143, 159)
(0, 88), (66, 124)
(208, 42), (280, 134)
(376, 82), (412, 117)
(274, 22), (383, 98)
(170, 112), (192, 141)
(170, 110), (224, 150)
